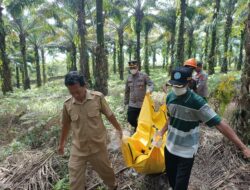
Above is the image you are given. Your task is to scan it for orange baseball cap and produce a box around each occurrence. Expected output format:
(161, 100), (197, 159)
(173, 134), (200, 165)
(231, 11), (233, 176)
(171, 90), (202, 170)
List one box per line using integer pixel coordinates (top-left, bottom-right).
(184, 58), (197, 68)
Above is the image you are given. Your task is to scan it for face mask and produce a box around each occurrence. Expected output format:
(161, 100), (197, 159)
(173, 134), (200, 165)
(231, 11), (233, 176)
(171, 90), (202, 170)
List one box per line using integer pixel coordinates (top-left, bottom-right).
(172, 86), (187, 96)
(130, 69), (138, 75)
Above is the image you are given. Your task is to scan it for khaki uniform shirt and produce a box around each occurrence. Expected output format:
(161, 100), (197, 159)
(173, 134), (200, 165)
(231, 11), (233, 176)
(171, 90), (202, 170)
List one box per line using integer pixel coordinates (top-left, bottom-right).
(62, 90), (113, 156)
(194, 70), (208, 98)
(124, 71), (154, 108)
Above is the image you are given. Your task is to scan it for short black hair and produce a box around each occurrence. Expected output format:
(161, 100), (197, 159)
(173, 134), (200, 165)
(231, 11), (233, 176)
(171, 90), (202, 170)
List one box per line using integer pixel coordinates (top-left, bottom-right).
(64, 71), (85, 87)
(197, 62), (203, 67)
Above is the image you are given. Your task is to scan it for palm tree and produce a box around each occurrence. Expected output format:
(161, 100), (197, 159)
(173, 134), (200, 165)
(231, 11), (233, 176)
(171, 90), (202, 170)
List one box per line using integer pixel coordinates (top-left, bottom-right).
(157, 7), (177, 74)
(27, 9), (55, 87)
(237, 29), (245, 70)
(53, 19), (78, 71)
(175, 0), (186, 66)
(143, 17), (154, 75)
(112, 41), (117, 74)
(106, 3), (132, 80)
(185, 5), (206, 59)
(203, 26), (210, 65)
(221, 0), (237, 73)
(54, 0), (92, 85)
(95, 0), (108, 94)
(233, 2), (250, 144)
(7, 0), (44, 89)
(117, 0), (156, 70)
(0, 3), (12, 94)
(208, 0), (221, 75)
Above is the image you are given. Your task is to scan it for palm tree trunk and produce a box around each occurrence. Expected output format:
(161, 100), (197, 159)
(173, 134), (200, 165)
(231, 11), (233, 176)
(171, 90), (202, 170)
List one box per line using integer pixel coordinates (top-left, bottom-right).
(21, 66), (24, 87)
(221, 0), (236, 73)
(136, 30), (141, 70)
(118, 31), (124, 80)
(0, 6), (12, 94)
(95, 0), (108, 94)
(175, 0), (186, 66)
(113, 42), (117, 74)
(135, 1), (143, 70)
(16, 65), (20, 88)
(77, 0), (91, 86)
(228, 44), (233, 68)
(128, 41), (132, 61)
(237, 29), (245, 71)
(19, 32), (30, 90)
(153, 47), (156, 69)
(216, 37), (221, 67)
(144, 30), (150, 75)
(165, 41), (170, 67)
(233, 3), (250, 144)
(169, 32), (176, 75)
(41, 48), (46, 84)
(85, 50), (91, 86)
(91, 48), (96, 78)
(187, 27), (194, 59)
(71, 42), (77, 71)
(34, 44), (42, 87)
(203, 27), (210, 64)
(208, 0), (220, 75)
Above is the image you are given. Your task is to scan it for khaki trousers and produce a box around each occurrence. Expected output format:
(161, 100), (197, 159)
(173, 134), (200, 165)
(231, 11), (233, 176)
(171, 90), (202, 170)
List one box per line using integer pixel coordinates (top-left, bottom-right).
(68, 149), (116, 190)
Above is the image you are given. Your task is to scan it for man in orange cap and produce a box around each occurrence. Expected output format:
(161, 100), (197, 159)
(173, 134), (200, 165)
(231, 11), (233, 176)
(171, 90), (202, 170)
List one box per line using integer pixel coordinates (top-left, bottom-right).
(183, 58), (198, 92)
(184, 58), (208, 100)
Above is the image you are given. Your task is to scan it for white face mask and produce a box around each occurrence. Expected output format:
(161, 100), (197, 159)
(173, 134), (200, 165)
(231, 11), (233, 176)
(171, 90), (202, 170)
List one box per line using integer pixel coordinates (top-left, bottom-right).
(130, 69), (138, 75)
(172, 86), (187, 96)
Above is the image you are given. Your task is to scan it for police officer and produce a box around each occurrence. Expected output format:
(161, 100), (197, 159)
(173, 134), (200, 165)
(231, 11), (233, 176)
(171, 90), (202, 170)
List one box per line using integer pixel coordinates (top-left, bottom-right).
(124, 60), (154, 131)
(58, 71), (123, 190)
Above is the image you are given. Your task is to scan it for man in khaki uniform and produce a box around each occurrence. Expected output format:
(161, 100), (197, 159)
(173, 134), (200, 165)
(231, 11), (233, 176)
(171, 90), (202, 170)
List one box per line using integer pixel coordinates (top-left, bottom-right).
(124, 60), (154, 131)
(58, 71), (123, 190)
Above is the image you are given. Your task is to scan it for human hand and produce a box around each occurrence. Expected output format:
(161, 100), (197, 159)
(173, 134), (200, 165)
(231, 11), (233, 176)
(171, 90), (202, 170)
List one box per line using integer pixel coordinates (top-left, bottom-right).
(242, 147), (250, 159)
(157, 130), (164, 137)
(146, 89), (151, 94)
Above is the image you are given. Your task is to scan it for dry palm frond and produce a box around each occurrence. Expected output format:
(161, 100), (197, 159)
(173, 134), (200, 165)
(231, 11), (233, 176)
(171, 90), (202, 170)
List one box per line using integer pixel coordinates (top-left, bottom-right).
(190, 128), (250, 190)
(0, 149), (59, 190)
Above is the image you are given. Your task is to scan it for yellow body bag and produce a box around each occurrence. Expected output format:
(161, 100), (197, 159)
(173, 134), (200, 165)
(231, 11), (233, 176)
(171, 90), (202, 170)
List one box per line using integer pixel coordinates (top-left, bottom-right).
(121, 93), (167, 174)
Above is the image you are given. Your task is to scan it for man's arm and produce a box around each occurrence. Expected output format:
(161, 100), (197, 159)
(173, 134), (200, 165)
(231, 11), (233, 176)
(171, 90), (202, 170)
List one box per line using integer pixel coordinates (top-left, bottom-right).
(58, 123), (71, 155)
(216, 120), (250, 158)
(145, 74), (154, 93)
(159, 121), (168, 136)
(58, 104), (71, 155)
(107, 114), (123, 139)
